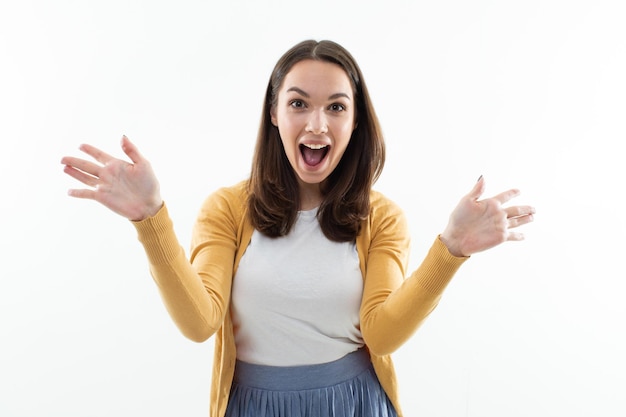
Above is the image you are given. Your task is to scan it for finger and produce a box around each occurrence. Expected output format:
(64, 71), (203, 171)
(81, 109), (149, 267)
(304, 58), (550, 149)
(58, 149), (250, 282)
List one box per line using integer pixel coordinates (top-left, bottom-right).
(507, 212), (534, 229)
(467, 175), (486, 201)
(61, 156), (103, 178)
(67, 187), (97, 200)
(491, 188), (521, 205)
(79, 143), (116, 165)
(120, 135), (144, 165)
(507, 231), (525, 242)
(63, 164), (99, 187)
(505, 205), (536, 219)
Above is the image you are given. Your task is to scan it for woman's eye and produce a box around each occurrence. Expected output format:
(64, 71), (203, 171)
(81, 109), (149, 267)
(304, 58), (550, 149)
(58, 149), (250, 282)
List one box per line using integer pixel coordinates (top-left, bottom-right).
(290, 100), (305, 109)
(330, 103), (345, 112)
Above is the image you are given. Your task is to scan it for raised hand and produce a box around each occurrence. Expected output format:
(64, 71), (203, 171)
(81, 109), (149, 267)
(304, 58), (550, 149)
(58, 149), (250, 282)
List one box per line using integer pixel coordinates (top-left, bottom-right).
(61, 135), (163, 221)
(440, 176), (535, 257)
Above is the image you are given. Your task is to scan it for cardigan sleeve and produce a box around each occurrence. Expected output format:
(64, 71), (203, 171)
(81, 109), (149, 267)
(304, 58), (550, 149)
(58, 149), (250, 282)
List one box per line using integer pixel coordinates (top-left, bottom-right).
(359, 195), (467, 355)
(132, 185), (242, 343)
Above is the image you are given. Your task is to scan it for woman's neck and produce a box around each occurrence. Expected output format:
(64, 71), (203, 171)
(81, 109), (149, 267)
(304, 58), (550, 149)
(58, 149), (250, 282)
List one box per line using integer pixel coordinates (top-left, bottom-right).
(298, 181), (322, 211)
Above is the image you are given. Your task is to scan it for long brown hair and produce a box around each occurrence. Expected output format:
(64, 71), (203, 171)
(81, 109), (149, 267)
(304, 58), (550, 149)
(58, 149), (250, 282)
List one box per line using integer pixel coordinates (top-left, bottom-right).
(248, 39), (385, 242)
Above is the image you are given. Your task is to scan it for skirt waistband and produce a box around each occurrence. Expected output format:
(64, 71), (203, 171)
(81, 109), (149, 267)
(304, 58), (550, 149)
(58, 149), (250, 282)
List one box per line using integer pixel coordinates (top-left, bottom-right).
(233, 348), (371, 391)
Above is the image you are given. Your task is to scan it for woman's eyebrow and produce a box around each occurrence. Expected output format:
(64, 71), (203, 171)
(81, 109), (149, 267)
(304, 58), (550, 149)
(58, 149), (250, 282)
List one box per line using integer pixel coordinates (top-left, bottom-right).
(286, 86), (351, 100)
(328, 92), (351, 100)
(286, 86), (309, 97)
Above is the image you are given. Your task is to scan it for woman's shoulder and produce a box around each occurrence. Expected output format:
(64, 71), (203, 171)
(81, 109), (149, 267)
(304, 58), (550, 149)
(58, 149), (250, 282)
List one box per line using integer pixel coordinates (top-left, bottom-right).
(213, 179), (249, 201)
(197, 179), (249, 219)
(369, 189), (404, 218)
(358, 189), (409, 248)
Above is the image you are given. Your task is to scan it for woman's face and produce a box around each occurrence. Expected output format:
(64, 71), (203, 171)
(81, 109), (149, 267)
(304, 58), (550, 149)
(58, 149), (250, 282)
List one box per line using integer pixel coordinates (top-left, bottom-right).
(271, 59), (356, 187)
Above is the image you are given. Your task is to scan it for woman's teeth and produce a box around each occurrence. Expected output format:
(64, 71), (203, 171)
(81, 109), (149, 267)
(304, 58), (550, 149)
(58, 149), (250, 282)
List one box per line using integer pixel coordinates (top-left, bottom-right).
(303, 144), (327, 150)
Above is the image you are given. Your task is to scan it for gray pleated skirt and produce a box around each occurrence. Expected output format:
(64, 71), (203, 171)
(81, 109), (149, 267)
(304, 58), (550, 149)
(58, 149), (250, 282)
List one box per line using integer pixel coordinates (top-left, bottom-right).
(225, 348), (398, 417)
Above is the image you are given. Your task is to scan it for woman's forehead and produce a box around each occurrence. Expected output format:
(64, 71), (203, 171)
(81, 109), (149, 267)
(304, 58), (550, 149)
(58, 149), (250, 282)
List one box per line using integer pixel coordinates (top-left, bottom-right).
(281, 60), (353, 98)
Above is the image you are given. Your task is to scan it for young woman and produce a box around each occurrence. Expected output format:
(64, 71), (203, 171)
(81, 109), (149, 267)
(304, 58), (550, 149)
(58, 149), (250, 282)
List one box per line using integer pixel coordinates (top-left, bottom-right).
(61, 39), (535, 417)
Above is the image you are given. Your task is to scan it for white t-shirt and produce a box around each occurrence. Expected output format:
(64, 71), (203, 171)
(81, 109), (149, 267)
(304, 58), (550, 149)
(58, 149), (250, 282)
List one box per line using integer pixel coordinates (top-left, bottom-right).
(231, 208), (364, 366)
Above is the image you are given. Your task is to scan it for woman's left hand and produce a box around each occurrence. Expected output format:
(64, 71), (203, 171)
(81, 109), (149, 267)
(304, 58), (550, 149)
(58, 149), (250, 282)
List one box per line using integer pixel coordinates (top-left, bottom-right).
(440, 176), (535, 257)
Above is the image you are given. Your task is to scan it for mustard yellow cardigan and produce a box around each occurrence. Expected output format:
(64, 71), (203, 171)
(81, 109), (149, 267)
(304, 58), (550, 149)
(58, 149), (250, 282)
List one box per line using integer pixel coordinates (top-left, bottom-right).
(133, 181), (467, 417)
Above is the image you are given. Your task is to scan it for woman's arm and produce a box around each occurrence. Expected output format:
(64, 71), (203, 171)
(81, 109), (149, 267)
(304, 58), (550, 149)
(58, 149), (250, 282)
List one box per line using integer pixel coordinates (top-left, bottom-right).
(62, 137), (238, 342)
(360, 177), (534, 355)
(360, 199), (466, 355)
(133, 192), (238, 342)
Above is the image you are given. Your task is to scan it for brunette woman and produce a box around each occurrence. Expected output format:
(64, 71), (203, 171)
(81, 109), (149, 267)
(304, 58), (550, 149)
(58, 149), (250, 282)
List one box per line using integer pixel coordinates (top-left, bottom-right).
(61, 39), (535, 417)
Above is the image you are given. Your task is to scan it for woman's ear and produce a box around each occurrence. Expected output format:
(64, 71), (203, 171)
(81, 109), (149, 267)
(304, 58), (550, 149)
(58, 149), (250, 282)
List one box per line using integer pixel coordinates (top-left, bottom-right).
(270, 107), (278, 127)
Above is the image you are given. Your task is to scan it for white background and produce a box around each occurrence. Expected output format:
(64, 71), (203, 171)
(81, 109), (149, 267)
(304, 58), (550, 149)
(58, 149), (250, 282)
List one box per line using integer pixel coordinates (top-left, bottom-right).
(1, 0), (625, 416)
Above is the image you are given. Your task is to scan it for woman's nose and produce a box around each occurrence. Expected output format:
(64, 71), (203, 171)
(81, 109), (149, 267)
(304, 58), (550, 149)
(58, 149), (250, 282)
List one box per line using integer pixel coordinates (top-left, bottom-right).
(305, 109), (328, 134)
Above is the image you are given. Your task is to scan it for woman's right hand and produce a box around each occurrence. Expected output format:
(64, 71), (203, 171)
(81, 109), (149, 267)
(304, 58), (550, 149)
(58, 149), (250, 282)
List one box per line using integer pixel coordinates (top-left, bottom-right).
(61, 135), (163, 221)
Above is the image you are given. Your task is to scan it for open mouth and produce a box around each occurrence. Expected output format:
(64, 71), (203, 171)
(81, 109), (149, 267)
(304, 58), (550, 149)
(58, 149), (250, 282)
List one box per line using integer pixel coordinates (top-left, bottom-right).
(300, 144), (329, 167)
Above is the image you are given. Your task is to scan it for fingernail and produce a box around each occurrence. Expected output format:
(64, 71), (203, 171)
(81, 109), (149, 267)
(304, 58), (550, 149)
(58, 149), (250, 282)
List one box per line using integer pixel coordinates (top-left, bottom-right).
(477, 174), (483, 182)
